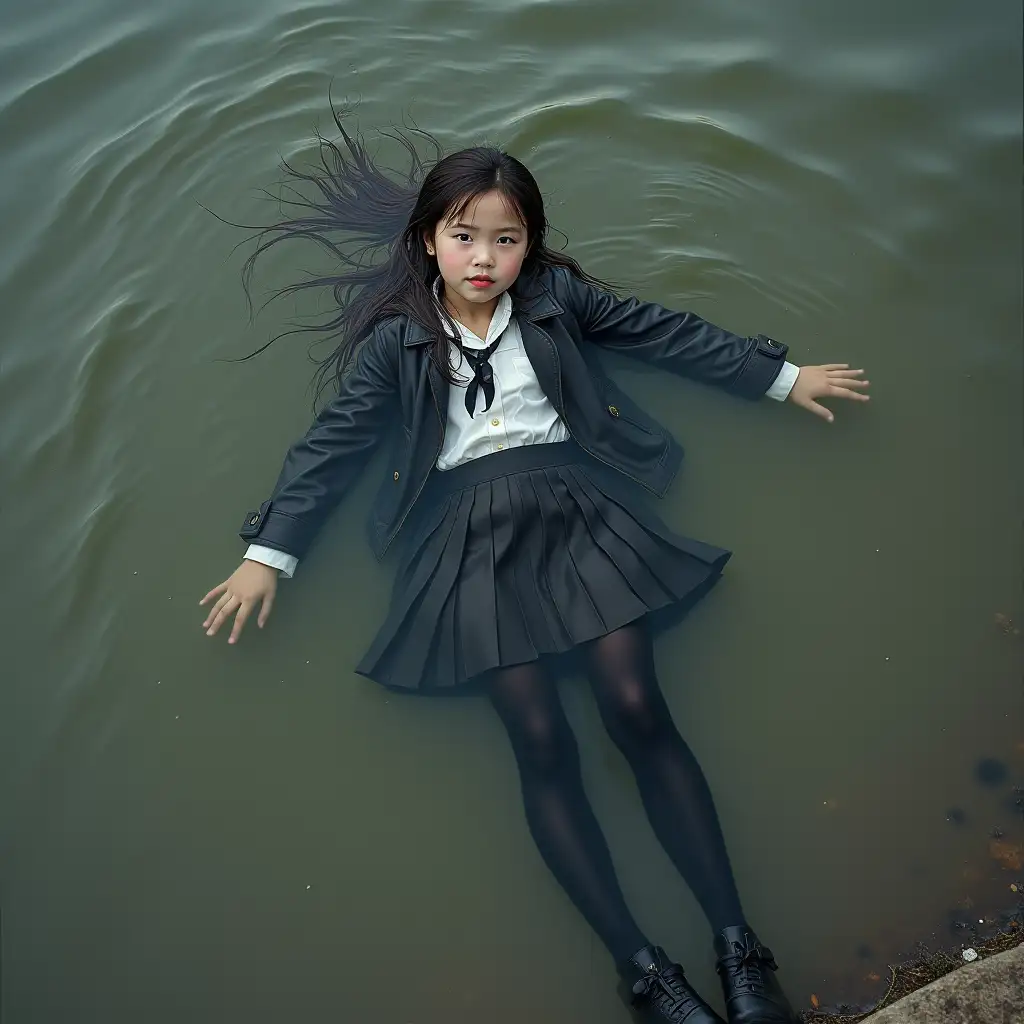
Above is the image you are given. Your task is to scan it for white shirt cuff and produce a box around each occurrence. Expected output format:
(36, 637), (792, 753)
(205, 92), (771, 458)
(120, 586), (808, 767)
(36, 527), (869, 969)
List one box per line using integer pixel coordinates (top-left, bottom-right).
(245, 544), (298, 579)
(765, 361), (800, 401)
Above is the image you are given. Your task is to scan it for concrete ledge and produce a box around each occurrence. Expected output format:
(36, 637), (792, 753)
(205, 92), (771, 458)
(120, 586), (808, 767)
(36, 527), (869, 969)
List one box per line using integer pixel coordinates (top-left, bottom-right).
(863, 942), (1022, 1023)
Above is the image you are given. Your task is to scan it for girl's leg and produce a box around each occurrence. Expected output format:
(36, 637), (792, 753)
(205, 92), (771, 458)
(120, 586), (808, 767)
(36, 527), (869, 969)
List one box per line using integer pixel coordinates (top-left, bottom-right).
(487, 661), (648, 963)
(583, 621), (746, 936)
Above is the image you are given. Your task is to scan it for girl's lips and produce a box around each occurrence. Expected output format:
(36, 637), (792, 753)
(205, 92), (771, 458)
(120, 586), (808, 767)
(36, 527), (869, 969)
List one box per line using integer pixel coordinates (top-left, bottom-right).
(468, 277), (493, 289)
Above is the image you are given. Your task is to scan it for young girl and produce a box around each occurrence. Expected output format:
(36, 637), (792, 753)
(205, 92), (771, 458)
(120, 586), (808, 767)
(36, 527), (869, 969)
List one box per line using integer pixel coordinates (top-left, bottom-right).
(200, 112), (869, 1023)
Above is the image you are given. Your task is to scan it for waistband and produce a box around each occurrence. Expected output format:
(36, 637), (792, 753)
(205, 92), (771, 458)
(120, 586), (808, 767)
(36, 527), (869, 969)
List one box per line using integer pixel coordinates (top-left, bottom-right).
(422, 440), (586, 502)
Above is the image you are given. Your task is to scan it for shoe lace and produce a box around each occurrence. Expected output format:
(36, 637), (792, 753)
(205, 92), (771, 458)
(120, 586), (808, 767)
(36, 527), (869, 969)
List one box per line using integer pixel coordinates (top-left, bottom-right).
(631, 962), (702, 1021)
(716, 939), (779, 996)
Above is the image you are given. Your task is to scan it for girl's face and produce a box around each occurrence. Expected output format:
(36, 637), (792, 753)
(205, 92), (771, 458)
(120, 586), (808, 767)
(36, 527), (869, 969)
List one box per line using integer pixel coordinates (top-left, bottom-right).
(426, 189), (528, 312)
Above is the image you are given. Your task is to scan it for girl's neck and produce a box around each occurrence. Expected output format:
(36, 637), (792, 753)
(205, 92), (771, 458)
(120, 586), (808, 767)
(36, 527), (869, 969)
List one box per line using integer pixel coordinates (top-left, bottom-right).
(442, 287), (499, 340)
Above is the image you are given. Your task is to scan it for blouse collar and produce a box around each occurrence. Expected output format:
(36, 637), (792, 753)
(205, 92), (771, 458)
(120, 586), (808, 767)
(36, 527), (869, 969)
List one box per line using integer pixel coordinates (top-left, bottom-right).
(432, 277), (512, 348)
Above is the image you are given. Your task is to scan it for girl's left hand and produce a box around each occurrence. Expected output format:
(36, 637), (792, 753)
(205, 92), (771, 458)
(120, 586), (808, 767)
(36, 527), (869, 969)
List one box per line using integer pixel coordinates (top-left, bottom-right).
(787, 364), (870, 423)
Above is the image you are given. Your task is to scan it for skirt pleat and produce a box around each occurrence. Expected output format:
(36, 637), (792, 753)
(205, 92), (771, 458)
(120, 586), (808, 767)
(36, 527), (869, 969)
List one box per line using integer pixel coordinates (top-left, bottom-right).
(355, 443), (731, 693)
(506, 472), (561, 655)
(491, 475), (536, 664)
(559, 467), (669, 611)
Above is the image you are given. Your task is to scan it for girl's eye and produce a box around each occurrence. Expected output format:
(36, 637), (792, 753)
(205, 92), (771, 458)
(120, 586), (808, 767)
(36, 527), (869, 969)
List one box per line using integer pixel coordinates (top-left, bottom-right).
(498, 236), (519, 245)
(455, 233), (471, 242)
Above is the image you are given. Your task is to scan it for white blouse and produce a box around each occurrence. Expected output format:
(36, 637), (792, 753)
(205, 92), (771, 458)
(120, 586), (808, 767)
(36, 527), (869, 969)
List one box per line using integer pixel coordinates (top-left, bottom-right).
(435, 284), (569, 470)
(245, 291), (798, 578)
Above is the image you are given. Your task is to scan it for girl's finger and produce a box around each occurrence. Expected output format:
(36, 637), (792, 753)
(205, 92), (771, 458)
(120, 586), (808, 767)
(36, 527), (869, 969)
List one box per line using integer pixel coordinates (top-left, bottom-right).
(202, 591), (232, 629)
(200, 581), (229, 606)
(831, 378), (870, 389)
(228, 601), (253, 644)
(257, 590), (275, 629)
(827, 369), (866, 379)
(819, 363), (850, 371)
(206, 595), (240, 636)
(801, 397), (834, 423)
(828, 385), (870, 401)
(205, 596), (234, 635)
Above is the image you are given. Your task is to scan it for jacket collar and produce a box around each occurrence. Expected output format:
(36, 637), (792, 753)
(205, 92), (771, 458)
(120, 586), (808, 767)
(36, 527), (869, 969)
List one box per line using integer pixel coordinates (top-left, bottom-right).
(402, 268), (563, 347)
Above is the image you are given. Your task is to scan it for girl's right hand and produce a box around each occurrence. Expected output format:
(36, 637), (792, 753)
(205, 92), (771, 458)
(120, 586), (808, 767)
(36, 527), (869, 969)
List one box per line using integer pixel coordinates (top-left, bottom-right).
(200, 559), (279, 644)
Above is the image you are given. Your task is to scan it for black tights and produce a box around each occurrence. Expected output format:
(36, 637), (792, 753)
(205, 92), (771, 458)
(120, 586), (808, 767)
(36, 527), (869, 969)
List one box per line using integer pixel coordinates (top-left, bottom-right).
(488, 621), (745, 963)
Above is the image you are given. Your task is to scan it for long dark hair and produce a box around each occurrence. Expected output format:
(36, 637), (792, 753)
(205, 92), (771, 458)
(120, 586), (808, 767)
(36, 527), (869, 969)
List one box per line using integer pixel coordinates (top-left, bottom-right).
(233, 102), (610, 406)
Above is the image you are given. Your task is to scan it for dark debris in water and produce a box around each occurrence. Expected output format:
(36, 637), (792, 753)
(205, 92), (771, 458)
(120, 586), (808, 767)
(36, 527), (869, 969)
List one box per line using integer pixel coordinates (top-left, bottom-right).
(1002, 786), (1024, 821)
(976, 757), (1009, 788)
(804, 733), (1023, 1020)
(799, 918), (1023, 1023)
(944, 908), (977, 937)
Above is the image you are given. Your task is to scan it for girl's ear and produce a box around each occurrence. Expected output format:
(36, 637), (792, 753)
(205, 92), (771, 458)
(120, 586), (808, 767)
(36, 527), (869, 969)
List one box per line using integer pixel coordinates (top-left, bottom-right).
(423, 230), (436, 257)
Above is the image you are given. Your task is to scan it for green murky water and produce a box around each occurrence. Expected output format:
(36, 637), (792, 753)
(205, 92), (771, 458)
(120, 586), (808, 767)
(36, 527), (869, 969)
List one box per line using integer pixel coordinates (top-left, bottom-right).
(1, 1), (1021, 1020)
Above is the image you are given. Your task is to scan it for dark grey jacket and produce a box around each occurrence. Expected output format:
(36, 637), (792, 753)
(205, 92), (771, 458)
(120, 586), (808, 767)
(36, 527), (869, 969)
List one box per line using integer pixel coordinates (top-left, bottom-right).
(238, 264), (788, 560)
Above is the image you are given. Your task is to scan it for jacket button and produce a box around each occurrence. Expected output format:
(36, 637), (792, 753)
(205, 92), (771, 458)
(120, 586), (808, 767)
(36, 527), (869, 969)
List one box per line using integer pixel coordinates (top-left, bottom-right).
(608, 405), (620, 418)
(249, 514), (259, 526)
(393, 471), (400, 481)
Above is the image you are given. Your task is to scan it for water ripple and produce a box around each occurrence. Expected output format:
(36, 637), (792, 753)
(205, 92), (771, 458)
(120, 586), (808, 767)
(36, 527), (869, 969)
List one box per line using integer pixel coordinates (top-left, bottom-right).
(0, 1), (1020, 1012)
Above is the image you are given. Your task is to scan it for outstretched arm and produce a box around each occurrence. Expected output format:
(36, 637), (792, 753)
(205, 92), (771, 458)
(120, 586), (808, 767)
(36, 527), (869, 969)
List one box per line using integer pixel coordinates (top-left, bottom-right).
(559, 268), (790, 397)
(237, 328), (399, 560)
(200, 329), (399, 643)
(557, 268), (869, 415)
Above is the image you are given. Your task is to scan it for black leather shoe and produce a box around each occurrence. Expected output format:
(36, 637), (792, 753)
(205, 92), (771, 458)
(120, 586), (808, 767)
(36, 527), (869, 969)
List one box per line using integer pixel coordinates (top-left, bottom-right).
(714, 927), (799, 1024)
(618, 945), (726, 1023)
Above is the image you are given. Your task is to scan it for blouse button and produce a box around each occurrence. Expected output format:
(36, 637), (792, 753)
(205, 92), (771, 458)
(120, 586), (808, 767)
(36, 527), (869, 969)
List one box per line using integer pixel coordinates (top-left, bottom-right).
(393, 471), (400, 481)
(497, 444), (505, 450)
(608, 405), (620, 418)
(491, 418), (500, 427)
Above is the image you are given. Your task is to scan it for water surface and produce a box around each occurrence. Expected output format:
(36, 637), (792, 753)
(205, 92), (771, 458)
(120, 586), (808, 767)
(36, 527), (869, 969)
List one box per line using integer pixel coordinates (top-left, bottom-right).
(1, 0), (1021, 1020)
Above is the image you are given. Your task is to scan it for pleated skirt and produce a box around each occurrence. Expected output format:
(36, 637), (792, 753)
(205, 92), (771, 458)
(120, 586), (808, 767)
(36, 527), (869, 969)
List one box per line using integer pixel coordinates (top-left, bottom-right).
(355, 441), (731, 693)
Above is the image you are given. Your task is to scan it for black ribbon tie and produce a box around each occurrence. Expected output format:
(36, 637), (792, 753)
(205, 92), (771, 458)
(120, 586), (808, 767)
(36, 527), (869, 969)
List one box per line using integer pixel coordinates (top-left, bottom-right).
(459, 334), (504, 417)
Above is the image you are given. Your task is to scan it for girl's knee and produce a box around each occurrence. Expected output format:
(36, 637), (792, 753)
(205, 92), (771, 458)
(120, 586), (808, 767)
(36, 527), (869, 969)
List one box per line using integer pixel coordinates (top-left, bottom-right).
(510, 709), (579, 777)
(600, 677), (673, 751)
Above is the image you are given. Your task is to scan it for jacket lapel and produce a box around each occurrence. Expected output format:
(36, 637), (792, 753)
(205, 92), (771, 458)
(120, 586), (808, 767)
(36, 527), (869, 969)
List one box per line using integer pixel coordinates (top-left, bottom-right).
(513, 273), (565, 414)
(517, 320), (563, 414)
(406, 268), (565, 425)
(426, 357), (449, 433)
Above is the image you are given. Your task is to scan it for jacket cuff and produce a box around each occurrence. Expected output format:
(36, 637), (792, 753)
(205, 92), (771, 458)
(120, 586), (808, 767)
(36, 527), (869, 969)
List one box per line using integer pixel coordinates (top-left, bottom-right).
(238, 501), (309, 558)
(731, 335), (789, 399)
